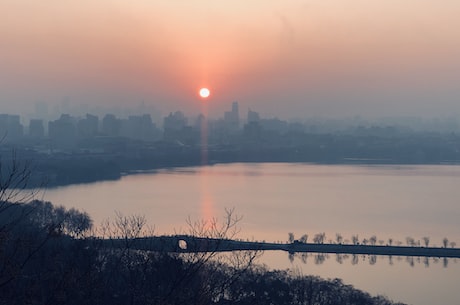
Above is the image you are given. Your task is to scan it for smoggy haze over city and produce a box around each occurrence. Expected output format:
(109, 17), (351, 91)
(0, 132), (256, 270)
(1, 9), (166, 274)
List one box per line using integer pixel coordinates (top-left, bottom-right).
(1, 1), (460, 119)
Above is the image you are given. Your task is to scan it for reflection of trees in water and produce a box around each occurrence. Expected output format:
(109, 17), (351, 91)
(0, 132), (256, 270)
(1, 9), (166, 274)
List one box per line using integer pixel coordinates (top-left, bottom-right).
(314, 253), (328, 265)
(369, 255), (377, 265)
(423, 257), (430, 267)
(283, 232), (460, 269)
(336, 253), (344, 264)
(300, 253), (308, 264)
(287, 252), (457, 268)
(406, 257), (414, 267)
(352, 254), (359, 265)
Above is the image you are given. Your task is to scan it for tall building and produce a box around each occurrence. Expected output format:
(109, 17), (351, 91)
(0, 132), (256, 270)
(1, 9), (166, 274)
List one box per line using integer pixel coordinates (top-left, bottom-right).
(163, 111), (197, 143)
(163, 111), (188, 132)
(0, 114), (24, 142)
(48, 114), (77, 149)
(29, 119), (45, 138)
(224, 101), (240, 130)
(77, 114), (99, 138)
(102, 114), (121, 137)
(247, 108), (260, 123)
(121, 114), (157, 141)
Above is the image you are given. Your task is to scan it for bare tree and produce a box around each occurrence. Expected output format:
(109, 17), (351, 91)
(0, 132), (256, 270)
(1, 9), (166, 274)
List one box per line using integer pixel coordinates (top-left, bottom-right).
(388, 238), (393, 246)
(406, 237), (415, 247)
(175, 208), (261, 303)
(0, 149), (42, 229)
(313, 232), (326, 244)
(369, 235), (377, 246)
(299, 234), (308, 244)
(288, 232), (295, 243)
(335, 233), (343, 244)
(422, 236), (430, 247)
(27, 200), (92, 238)
(0, 150), (40, 203)
(450, 242), (457, 248)
(97, 208), (261, 304)
(443, 237), (449, 248)
(351, 235), (359, 245)
(0, 149), (46, 288)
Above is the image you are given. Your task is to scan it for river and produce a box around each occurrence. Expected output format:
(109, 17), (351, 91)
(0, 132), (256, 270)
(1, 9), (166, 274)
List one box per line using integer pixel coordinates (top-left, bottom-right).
(42, 163), (460, 305)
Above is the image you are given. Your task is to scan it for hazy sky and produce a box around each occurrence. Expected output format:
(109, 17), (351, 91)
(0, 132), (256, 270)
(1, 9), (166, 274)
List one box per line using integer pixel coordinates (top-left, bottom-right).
(1, 0), (460, 119)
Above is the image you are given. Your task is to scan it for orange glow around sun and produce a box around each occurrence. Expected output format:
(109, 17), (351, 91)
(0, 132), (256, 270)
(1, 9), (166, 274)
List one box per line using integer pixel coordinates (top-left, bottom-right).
(199, 87), (210, 98)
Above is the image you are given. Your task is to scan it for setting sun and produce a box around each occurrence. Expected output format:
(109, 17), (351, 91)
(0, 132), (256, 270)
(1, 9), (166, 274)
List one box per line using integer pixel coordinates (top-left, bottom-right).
(199, 88), (210, 98)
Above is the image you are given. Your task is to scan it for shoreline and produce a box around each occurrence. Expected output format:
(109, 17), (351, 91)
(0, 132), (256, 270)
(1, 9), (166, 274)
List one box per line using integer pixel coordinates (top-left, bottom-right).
(38, 159), (460, 189)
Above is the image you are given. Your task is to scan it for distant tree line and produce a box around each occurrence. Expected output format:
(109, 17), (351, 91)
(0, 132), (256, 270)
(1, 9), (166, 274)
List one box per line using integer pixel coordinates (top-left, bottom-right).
(288, 232), (457, 249)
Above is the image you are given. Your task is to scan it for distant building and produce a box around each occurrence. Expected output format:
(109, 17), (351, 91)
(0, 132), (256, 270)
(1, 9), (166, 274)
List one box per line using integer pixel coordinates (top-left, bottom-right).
(243, 109), (262, 140)
(247, 109), (260, 123)
(224, 101), (240, 131)
(0, 114), (24, 142)
(288, 122), (305, 133)
(194, 114), (207, 131)
(102, 114), (121, 137)
(260, 118), (288, 134)
(163, 111), (197, 144)
(29, 119), (45, 138)
(48, 114), (77, 149)
(77, 114), (99, 138)
(243, 121), (262, 140)
(163, 111), (188, 132)
(121, 114), (158, 141)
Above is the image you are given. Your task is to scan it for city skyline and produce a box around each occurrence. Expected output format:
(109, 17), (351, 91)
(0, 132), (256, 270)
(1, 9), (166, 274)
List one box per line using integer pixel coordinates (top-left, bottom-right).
(3, 99), (460, 140)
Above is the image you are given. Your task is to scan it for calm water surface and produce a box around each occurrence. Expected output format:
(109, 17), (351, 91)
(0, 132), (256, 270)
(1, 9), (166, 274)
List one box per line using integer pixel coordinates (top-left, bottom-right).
(43, 163), (460, 305)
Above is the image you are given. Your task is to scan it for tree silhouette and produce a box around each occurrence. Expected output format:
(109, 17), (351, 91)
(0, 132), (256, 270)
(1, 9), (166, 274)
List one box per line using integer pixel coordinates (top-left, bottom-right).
(313, 232), (326, 244)
(369, 235), (377, 246)
(406, 237), (415, 246)
(0, 150), (47, 289)
(352, 235), (359, 245)
(299, 234), (308, 243)
(335, 233), (343, 244)
(422, 236), (430, 247)
(443, 237), (449, 248)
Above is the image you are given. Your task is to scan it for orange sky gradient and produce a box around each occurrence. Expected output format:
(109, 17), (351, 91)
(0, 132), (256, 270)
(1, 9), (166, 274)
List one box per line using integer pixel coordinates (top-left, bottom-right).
(1, 0), (460, 118)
